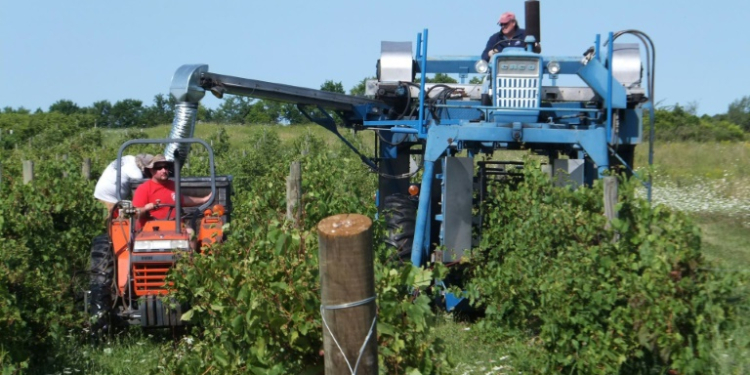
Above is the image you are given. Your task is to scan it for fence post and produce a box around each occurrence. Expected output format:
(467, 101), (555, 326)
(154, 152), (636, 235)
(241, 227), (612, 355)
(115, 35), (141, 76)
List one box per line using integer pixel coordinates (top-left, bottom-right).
(318, 214), (378, 375)
(82, 158), (91, 180)
(286, 161), (302, 226)
(603, 176), (619, 241)
(23, 160), (34, 184)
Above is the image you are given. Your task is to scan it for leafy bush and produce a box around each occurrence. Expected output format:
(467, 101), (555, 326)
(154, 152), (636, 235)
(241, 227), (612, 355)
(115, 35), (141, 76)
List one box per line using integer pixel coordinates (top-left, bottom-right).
(466, 162), (745, 374)
(0, 162), (102, 369)
(152, 128), (447, 374)
(654, 107), (746, 142)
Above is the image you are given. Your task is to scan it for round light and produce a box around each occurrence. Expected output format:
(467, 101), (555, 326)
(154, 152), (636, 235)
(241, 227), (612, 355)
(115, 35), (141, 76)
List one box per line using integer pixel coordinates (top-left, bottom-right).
(408, 184), (420, 196)
(474, 59), (489, 74)
(547, 61), (561, 75)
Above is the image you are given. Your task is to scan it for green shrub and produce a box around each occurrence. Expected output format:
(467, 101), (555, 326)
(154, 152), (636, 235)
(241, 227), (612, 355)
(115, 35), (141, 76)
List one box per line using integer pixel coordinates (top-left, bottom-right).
(0, 162), (101, 370)
(465, 162), (745, 374)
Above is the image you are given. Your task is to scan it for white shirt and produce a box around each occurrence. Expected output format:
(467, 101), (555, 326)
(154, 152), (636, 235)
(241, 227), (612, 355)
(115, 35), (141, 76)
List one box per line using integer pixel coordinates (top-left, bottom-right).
(93, 155), (144, 203)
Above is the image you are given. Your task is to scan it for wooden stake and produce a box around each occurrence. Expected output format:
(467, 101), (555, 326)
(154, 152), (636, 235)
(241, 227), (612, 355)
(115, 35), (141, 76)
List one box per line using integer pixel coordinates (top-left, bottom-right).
(318, 214), (378, 375)
(286, 161), (302, 226)
(23, 160), (34, 184)
(603, 176), (620, 241)
(82, 158), (91, 180)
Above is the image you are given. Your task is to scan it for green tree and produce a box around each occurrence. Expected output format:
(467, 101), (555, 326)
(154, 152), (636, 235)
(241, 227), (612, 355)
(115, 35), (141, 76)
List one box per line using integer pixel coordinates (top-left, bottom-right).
(415, 73), (458, 84)
(197, 103), (215, 123)
(3, 106), (31, 114)
(141, 93), (176, 126)
(469, 76), (485, 84)
(280, 103), (305, 125)
(48, 100), (80, 115)
(214, 96), (253, 124)
(320, 80), (345, 94)
(244, 100), (277, 124)
(87, 100), (113, 128)
(350, 76), (375, 96)
(109, 99), (145, 128)
(726, 95), (750, 132)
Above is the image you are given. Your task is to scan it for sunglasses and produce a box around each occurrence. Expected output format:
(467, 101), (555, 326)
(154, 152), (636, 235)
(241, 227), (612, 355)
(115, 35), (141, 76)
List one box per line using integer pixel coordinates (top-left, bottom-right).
(152, 164), (171, 171)
(499, 21), (513, 27)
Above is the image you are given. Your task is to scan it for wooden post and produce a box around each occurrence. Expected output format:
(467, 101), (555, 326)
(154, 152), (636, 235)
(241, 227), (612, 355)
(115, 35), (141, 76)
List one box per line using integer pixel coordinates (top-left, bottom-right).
(286, 161), (302, 226)
(318, 214), (378, 375)
(23, 160), (34, 184)
(603, 176), (620, 241)
(82, 158), (91, 180)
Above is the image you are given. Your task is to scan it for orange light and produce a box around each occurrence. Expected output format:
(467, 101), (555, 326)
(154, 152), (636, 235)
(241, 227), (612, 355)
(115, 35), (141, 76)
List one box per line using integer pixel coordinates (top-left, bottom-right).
(212, 204), (226, 217)
(408, 184), (420, 196)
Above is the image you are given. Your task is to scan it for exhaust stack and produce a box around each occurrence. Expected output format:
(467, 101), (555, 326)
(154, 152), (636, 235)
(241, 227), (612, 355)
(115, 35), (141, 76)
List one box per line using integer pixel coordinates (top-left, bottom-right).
(166, 64), (208, 165)
(525, 0), (541, 44)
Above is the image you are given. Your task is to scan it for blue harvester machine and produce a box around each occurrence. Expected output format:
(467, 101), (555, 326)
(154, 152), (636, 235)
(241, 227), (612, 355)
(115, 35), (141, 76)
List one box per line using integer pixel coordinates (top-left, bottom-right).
(168, 0), (654, 309)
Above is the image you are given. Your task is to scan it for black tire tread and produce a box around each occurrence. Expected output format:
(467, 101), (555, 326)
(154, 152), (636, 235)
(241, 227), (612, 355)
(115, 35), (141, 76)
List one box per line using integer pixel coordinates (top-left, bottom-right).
(89, 234), (114, 335)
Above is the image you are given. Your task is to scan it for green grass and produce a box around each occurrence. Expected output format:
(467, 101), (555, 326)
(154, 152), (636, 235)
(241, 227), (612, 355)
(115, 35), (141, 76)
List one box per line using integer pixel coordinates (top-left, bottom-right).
(29, 331), (167, 375)
(431, 315), (517, 374)
(693, 213), (750, 270)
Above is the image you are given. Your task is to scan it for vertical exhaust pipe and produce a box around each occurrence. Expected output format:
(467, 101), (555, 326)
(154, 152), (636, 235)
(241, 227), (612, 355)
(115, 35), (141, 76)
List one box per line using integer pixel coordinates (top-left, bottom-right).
(166, 64), (208, 165)
(525, 0), (541, 44)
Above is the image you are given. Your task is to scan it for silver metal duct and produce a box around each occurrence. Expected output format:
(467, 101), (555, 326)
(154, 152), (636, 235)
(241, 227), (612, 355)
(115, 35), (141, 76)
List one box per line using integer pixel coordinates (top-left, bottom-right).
(164, 102), (199, 164)
(165, 64), (208, 164)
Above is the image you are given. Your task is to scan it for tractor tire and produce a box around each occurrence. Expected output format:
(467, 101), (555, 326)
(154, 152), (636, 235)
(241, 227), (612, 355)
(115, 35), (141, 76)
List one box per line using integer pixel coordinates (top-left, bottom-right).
(89, 234), (114, 336)
(383, 193), (417, 261)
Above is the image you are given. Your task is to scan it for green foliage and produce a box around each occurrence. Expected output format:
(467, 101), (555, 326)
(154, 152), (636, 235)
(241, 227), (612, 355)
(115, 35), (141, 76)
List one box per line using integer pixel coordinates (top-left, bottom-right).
(0, 161), (102, 369)
(350, 76), (375, 96)
(49, 99), (81, 115)
(466, 162), (746, 374)
(320, 80), (345, 94)
(654, 105), (746, 142)
(417, 73), (458, 84)
(110, 99), (145, 128)
(726, 95), (750, 132)
(153, 128), (445, 374)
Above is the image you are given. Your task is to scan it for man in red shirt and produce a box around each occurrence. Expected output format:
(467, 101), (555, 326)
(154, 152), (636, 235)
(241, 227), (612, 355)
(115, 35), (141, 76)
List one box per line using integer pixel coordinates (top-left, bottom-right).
(131, 154), (212, 230)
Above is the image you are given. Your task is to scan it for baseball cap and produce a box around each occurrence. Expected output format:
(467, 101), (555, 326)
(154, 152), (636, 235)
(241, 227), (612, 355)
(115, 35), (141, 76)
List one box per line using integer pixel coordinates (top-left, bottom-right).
(498, 12), (516, 25)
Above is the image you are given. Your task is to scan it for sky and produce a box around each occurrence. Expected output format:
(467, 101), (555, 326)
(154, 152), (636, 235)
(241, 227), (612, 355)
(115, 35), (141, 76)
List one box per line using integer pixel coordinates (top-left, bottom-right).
(1, 0), (748, 117)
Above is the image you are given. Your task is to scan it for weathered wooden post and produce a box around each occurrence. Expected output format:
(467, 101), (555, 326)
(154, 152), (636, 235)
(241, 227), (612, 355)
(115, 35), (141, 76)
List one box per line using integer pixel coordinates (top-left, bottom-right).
(286, 161), (302, 226)
(22, 160), (34, 184)
(318, 214), (378, 375)
(62, 154), (69, 178)
(82, 158), (91, 180)
(603, 176), (619, 241)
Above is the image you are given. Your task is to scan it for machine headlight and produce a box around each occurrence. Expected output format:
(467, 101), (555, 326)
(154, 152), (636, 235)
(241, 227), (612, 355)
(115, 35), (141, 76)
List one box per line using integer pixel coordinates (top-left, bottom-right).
(134, 240), (190, 252)
(474, 59), (489, 74)
(547, 61), (561, 75)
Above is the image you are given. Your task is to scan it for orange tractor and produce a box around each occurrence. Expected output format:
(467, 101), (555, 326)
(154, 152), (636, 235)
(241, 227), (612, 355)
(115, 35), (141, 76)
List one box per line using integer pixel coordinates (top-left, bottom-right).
(87, 138), (232, 333)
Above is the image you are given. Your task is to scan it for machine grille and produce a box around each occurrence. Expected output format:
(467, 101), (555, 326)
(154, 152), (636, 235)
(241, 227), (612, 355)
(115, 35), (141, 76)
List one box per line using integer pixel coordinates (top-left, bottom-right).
(133, 263), (173, 295)
(495, 77), (540, 108)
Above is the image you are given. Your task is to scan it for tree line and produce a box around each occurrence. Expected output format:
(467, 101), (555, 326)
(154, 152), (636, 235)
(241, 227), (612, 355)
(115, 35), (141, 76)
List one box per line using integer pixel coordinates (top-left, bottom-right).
(1, 75), (748, 141)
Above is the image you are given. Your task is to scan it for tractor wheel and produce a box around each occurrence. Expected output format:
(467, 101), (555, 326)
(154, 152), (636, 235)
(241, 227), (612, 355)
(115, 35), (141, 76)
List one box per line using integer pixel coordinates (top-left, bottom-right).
(383, 193), (417, 261)
(89, 234), (114, 336)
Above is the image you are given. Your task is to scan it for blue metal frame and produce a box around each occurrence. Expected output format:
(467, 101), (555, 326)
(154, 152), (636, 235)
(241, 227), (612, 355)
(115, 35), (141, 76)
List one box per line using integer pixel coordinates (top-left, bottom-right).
(362, 29), (641, 266)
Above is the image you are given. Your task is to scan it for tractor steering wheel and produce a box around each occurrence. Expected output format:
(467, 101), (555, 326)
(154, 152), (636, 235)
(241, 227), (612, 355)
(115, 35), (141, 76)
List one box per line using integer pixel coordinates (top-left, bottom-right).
(150, 203), (202, 222)
(491, 38), (524, 51)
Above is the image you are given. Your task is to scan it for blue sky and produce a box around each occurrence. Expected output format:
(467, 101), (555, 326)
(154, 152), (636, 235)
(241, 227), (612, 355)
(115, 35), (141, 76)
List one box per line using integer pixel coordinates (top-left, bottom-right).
(1, 0), (747, 116)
